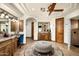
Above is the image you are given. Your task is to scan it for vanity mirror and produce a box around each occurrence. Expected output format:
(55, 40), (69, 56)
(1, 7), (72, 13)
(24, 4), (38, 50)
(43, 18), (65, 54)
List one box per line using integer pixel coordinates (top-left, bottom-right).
(0, 18), (9, 33)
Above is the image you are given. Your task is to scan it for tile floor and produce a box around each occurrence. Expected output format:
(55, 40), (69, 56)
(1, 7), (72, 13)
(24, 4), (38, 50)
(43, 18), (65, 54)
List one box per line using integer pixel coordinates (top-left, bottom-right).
(14, 38), (79, 56)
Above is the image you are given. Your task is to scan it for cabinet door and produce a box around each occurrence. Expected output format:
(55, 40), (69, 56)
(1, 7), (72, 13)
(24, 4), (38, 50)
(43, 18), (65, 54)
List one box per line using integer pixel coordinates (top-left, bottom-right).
(11, 21), (17, 32)
(14, 38), (18, 52)
(44, 34), (48, 40)
(19, 20), (24, 32)
(0, 47), (5, 56)
(0, 43), (11, 56)
(5, 45), (11, 56)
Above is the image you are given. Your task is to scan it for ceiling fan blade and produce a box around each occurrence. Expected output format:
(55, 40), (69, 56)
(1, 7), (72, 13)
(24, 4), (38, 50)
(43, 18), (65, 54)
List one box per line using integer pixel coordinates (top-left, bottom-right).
(48, 3), (56, 10)
(53, 9), (64, 12)
(48, 3), (56, 15)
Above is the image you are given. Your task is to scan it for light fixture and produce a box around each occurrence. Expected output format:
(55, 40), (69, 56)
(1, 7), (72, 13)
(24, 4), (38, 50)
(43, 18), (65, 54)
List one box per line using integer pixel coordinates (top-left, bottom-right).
(0, 8), (18, 20)
(0, 12), (5, 18)
(12, 18), (16, 22)
(5, 14), (9, 18)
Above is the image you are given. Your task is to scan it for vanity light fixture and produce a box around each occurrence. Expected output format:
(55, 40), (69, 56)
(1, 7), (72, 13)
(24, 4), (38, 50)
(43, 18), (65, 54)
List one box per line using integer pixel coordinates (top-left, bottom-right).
(0, 8), (18, 20)
(0, 12), (5, 18)
(5, 14), (9, 18)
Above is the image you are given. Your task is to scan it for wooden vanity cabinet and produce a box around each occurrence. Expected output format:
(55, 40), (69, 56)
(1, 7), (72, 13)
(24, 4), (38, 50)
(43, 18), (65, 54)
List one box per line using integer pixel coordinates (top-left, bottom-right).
(0, 40), (12, 56)
(38, 22), (51, 41)
(0, 46), (6, 56)
(0, 37), (18, 56)
(5, 40), (12, 56)
(11, 37), (18, 55)
(38, 32), (51, 41)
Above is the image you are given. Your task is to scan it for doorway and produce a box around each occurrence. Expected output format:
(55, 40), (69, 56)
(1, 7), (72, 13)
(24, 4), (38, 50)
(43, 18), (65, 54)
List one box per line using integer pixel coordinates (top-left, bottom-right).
(56, 18), (64, 43)
(31, 22), (34, 40)
(26, 17), (35, 41)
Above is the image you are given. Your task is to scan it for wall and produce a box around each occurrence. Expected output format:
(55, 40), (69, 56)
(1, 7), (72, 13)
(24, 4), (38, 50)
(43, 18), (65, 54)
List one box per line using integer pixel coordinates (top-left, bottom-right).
(64, 18), (71, 44)
(26, 20), (32, 37)
(34, 21), (38, 40)
(50, 19), (56, 41)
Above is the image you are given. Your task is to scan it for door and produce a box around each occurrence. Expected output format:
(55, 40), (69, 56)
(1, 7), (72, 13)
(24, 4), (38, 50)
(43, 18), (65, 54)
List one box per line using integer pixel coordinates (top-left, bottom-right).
(56, 18), (64, 43)
(11, 21), (17, 32)
(71, 19), (79, 46)
(31, 22), (34, 40)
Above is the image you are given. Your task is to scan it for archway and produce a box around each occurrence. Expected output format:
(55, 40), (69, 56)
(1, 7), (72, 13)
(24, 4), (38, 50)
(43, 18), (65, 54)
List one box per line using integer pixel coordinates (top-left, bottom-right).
(26, 17), (36, 41)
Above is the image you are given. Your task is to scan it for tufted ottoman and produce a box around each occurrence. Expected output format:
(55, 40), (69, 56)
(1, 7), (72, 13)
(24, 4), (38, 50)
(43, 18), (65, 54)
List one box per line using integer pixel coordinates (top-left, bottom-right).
(33, 41), (54, 56)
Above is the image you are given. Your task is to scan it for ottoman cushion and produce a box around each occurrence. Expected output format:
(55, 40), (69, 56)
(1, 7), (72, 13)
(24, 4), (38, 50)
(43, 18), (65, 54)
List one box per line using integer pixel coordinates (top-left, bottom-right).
(34, 41), (54, 53)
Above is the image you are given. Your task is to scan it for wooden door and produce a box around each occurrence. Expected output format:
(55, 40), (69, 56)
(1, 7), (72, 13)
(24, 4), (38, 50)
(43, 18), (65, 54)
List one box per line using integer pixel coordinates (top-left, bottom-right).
(31, 22), (34, 40)
(56, 18), (64, 43)
(71, 19), (79, 46)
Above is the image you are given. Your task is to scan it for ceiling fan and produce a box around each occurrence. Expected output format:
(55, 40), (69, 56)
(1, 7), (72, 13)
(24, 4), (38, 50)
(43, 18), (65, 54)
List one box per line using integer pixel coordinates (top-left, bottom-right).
(47, 3), (64, 15)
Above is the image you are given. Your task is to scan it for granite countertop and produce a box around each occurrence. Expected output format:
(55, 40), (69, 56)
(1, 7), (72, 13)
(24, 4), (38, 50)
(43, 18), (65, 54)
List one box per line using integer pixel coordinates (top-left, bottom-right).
(0, 35), (17, 43)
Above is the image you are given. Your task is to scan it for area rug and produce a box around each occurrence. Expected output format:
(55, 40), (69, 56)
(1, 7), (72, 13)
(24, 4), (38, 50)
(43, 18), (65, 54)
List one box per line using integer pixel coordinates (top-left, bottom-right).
(24, 41), (64, 56)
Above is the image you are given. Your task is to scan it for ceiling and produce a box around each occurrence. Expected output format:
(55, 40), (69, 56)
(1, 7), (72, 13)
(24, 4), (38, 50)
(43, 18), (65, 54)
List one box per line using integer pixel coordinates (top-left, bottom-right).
(0, 3), (79, 19)
(19, 3), (72, 16)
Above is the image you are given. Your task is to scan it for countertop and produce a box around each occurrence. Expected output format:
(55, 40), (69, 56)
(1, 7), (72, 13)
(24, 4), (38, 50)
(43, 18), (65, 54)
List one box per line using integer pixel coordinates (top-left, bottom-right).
(38, 32), (50, 33)
(0, 35), (17, 43)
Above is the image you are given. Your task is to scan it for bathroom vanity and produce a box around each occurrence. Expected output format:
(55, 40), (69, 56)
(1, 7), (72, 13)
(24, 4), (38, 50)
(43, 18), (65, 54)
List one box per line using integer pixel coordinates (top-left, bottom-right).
(0, 36), (18, 56)
(38, 22), (51, 41)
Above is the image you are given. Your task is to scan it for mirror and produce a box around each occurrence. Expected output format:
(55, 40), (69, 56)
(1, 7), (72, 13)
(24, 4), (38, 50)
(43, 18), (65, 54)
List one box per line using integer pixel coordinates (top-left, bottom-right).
(0, 19), (9, 33)
(38, 22), (50, 33)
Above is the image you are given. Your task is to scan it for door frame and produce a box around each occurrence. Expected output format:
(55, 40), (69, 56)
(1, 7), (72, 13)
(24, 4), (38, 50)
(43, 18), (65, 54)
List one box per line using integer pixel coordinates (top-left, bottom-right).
(31, 22), (34, 40)
(55, 17), (64, 43)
